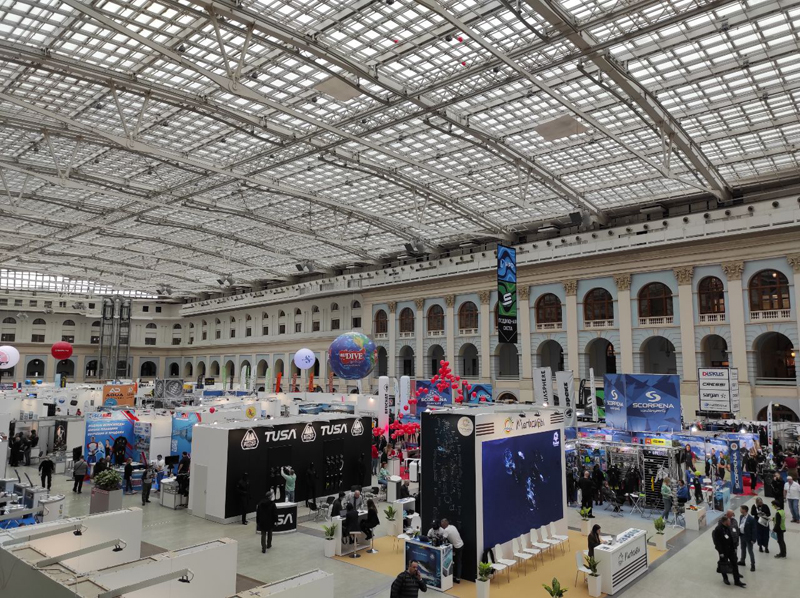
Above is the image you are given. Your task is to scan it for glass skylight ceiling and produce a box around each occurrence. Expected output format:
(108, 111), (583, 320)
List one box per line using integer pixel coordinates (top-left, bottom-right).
(0, 0), (797, 296)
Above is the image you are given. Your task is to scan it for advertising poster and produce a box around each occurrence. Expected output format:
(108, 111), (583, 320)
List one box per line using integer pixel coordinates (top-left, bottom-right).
(465, 382), (492, 403)
(171, 412), (200, 456)
(102, 383), (136, 407)
(53, 419), (67, 452)
(625, 374), (681, 432)
(85, 411), (136, 463)
(415, 380), (451, 411)
(497, 245), (517, 344)
(482, 429), (564, 548)
(133, 421), (152, 462)
(603, 374), (628, 429)
(155, 379), (185, 400)
(728, 439), (744, 493)
(767, 402), (773, 448)
(554, 371), (576, 427)
(532, 367), (551, 404)
(404, 541), (450, 589)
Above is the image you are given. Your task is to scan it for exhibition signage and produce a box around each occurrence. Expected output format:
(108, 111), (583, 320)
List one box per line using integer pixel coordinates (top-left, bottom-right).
(465, 382), (492, 403)
(133, 421), (152, 461)
(102, 383), (136, 407)
(154, 379), (184, 400)
(554, 370), (576, 427)
(728, 440), (744, 494)
(589, 367), (598, 422)
(85, 411), (136, 463)
(496, 245), (517, 344)
(532, 367), (551, 404)
(415, 380), (452, 410)
(603, 374), (681, 432)
(378, 376), (390, 438)
(171, 412), (200, 456)
(603, 374), (628, 429)
(697, 368), (739, 413)
(767, 402), (773, 448)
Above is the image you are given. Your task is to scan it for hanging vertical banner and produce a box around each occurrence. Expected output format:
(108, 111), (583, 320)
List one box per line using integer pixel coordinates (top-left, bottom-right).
(603, 373), (627, 429)
(589, 368), (598, 422)
(767, 402), (774, 448)
(728, 440), (744, 494)
(400, 376), (411, 405)
(275, 371), (282, 393)
(532, 367), (551, 404)
(555, 370), (576, 427)
(378, 376), (390, 439)
(497, 245), (517, 344)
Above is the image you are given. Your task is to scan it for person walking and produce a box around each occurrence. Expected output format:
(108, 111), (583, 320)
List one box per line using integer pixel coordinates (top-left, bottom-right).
(772, 500), (787, 558)
(38, 455), (54, 491)
(440, 519), (464, 584)
(390, 560), (427, 598)
(712, 515), (745, 587)
(73, 455), (88, 494)
(738, 505), (757, 571)
(21, 433), (31, 467)
(371, 443), (380, 477)
(141, 464), (153, 505)
(256, 491), (278, 553)
(236, 472), (250, 524)
(123, 458), (135, 494)
(661, 478), (673, 521)
(592, 464), (605, 505)
(280, 467), (296, 503)
(754, 497), (771, 553)
(783, 476), (800, 523)
(578, 470), (595, 518)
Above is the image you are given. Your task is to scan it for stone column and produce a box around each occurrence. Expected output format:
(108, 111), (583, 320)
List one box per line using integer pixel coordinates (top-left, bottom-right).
(675, 266), (698, 415)
(387, 301), (397, 378)
(445, 294), (456, 365)
(615, 273), (635, 373)
(415, 298), (424, 378)
(362, 303), (372, 336)
(518, 286), (533, 380)
(722, 260), (753, 417)
(787, 254), (800, 391)
(479, 290), (491, 382)
(564, 279), (579, 379)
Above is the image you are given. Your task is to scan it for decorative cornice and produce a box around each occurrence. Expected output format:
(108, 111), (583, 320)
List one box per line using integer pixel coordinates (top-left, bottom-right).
(518, 286), (530, 300)
(563, 280), (578, 296)
(613, 273), (631, 291)
(673, 266), (694, 286)
(444, 294), (456, 308)
(387, 301), (397, 314)
(478, 290), (491, 305)
(722, 261), (744, 281)
(414, 298), (425, 310)
(788, 254), (800, 273)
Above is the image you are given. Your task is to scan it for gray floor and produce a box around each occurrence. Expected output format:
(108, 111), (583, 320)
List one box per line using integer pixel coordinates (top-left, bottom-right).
(11, 465), (800, 598)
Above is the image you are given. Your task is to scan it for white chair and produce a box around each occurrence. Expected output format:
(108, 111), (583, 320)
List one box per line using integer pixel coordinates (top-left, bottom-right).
(540, 525), (564, 555)
(574, 550), (592, 586)
(549, 522), (570, 551)
(494, 543), (518, 577)
(519, 533), (543, 565)
(530, 528), (552, 560)
(487, 551), (509, 583)
(511, 536), (534, 574)
(409, 513), (421, 532)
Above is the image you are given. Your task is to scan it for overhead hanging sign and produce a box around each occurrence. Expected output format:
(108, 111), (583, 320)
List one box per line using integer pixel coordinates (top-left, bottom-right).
(497, 245), (517, 344)
(554, 370), (576, 427)
(533, 367), (551, 404)
(698, 368), (738, 413)
(102, 383), (136, 407)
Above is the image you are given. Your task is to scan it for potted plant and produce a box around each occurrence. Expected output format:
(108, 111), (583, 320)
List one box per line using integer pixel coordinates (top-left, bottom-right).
(653, 516), (667, 551)
(584, 555), (601, 597)
(477, 561), (493, 598)
(322, 523), (337, 558)
(384, 505), (400, 535)
(579, 507), (592, 535)
(90, 469), (123, 514)
(543, 577), (567, 597)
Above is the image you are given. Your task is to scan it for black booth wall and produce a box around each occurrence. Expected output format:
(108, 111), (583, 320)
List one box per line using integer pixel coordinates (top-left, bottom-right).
(225, 417), (372, 519)
(421, 412), (477, 582)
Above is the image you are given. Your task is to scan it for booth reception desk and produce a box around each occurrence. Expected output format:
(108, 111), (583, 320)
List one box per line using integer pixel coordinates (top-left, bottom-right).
(404, 539), (453, 592)
(594, 528), (648, 595)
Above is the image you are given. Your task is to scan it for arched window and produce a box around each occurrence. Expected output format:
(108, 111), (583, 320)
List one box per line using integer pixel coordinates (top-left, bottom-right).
(374, 310), (388, 334)
(173, 323), (182, 330)
(330, 303), (339, 312)
(215, 318), (221, 325)
(230, 316), (236, 323)
(202, 320), (207, 327)
(749, 269), (790, 312)
(584, 288), (613, 322)
(91, 320), (100, 327)
(698, 276), (725, 314)
(2, 317), (15, 324)
(32, 318), (46, 325)
(459, 302), (478, 330)
(427, 305), (444, 331)
(311, 305), (319, 313)
(145, 323), (157, 329)
(352, 300), (361, 309)
(399, 308), (415, 333)
(638, 283), (673, 318)
(294, 308), (301, 316)
(62, 320), (75, 326)
(246, 314), (252, 321)
(536, 294), (562, 324)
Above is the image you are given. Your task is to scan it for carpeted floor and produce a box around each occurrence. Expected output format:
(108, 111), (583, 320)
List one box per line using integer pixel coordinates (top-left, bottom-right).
(333, 530), (667, 597)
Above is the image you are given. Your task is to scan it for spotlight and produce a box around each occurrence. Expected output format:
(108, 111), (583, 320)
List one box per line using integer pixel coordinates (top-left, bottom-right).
(295, 264), (304, 272)
(518, 413), (526, 418)
(73, 527), (84, 537)
(94, 102), (103, 110)
(112, 543), (125, 552)
(177, 43), (186, 52)
(445, 34), (452, 42)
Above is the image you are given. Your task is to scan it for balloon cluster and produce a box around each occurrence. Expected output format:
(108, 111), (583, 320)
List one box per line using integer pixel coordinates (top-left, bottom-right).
(374, 420), (420, 441)
(414, 359), (486, 404)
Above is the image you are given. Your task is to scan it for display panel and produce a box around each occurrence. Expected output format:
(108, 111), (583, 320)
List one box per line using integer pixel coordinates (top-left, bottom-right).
(405, 541), (452, 589)
(481, 429), (564, 548)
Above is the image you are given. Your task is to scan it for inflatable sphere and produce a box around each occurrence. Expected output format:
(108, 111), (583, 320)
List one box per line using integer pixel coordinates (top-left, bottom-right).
(328, 332), (378, 380)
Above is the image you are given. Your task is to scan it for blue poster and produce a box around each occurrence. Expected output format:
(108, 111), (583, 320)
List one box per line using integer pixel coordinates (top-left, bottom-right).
(728, 440), (745, 494)
(85, 411), (136, 464)
(404, 541), (449, 589)
(625, 374), (681, 432)
(603, 374), (628, 429)
(171, 412), (201, 456)
(415, 380), (451, 411)
(466, 383), (492, 403)
(482, 430), (564, 548)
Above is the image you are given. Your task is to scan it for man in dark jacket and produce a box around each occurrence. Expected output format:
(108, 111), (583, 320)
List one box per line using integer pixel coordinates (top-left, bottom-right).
(236, 473), (250, 525)
(390, 560), (427, 598)
(578, 471), (595, 517)
(256, 492), (278, 553)
(738, 505), (757, 571)
(713, 515), (745, 587)
(344, 503), (360, 545)
(38, 455), (55, 490)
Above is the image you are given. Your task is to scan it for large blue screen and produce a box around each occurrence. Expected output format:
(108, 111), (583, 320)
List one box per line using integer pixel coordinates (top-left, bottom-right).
(482, 430), (563, 549)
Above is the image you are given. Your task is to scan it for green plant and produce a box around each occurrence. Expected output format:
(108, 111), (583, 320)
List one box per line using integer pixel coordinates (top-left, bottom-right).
(584, 555), (599, 577)
(322, 523), (337, 540)
(478, 562), (493, 582)
(93, 469), (122, 491)
(411, 529), (421, 539)
(543, 577), (568, 597)
(579, 507), (592, 521)
(654, 517), (666, 534)
(384, 505), (397, 521)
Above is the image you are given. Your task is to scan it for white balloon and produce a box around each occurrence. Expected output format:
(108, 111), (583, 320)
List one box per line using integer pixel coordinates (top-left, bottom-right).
(293, 348), (316, 371)
(0, 345), (20, 369)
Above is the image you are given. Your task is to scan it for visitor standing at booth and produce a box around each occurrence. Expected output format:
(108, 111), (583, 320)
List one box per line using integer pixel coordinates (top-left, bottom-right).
(661, 478), (673, 521)
(256, 491), (278, 553)
(579, 471), (595, 518)
(772, 500), (787, 558)
(73, 455), (88, 494)
(281, 467), (296, 503)
(440, 519), (463, 584)
(93, 455), (108, 478)
(124, 458), (135, 494)
(754, 498), (771, 553)
(592, 464), (605, 505)
(141, 464), (154, 505)
(783, 476), (800, 523)
(371, 443), (380, 476)
(236, 472), (250, 524)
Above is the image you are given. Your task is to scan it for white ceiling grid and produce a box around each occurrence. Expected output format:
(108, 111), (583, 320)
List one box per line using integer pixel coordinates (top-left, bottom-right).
(0, 0), (796, 295)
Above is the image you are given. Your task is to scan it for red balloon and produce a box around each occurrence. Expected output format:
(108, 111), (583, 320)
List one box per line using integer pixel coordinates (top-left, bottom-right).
(433, 396), (440, 402)
(398, 413), (404, 419)
(209, 407), (215, 413)
(440, 359), (446, 365)
(455, 376), (460, 381)
(471, 392), (477, 398)
(403, 404), (409, 411)
(409, 399), (417, 405)
(479, 397), (487, 402)
(51, 341), (73, 360)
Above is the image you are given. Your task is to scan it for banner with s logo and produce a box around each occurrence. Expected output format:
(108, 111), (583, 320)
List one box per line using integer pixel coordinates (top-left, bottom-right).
(603, 374), (628, 429)
(625, 374), (681, 432)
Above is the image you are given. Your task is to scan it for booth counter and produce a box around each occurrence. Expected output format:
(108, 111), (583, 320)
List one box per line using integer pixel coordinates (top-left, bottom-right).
(594, 528), (648, 595)
(685, 506), (707, 531)
(274, 502), (297, 533)
(404, 539), (453, 592)
(332, 509), (371, 556)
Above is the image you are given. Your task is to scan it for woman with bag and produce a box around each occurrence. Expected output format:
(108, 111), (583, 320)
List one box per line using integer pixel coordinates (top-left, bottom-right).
(754, 497), (771, 553)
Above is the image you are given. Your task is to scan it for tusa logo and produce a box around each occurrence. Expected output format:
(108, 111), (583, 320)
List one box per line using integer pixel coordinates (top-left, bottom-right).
(503, 418), (514, 433)
(301, 423), (317, 443)
(645, 391), (661, 402)
(351, 419), (364, 436)
(264, 429), (296, 443)
(241, 429), (259, 450)
(338, 349), (366, 365)
(321, 423), (347, 436)
(277, 512), (294, 526)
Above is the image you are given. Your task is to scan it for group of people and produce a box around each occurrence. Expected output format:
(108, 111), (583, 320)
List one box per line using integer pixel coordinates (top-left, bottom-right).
(8, 429), (38, 467)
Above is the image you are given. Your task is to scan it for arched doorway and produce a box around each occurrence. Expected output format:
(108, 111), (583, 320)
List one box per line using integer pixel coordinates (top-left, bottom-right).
(398, 346), (414, 376)
(496, 392), (518, 403)
(756, 404), (799, 422)
(85, 360), (98, 378)
(241, 360), (252, 380)
(196, 361), (206, 377)
(56, 359), (75, 378)
(377, 347), (388, 377)
(754, 332), (795, 382)
(184, 362), (193, 378)
(496, 344), (520, 379)
(257, 359), (269, 377)
(225, 360), (235, 383)
(640, 337), (677, 374)
(274, 359), (285, 376)
(140, 361), (157, 377)
(587, 338), (616, 377)
(701, 334), (728, 368)
(427, 344), (445, 378)
(539, 340), (564, 371)
(210, 361), (220, 376)
(459, 343), (479, 377)
(168, 362), (180, 377)
(26, 359), (45, 377)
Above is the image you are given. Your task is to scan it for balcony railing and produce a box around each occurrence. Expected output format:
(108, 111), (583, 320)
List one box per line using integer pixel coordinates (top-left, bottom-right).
(427, 330), (445, 337)
(536, 322), (563, 331)
(755, 377), (797, 386)
(698, 313), (726, 323)
(750, 309), (791, 321)
(399, 331), (414, 339)
(374, 332), (388, 339)
(638, 316), (674, 326)
(459, 328), (479, 336)
(585, 319), (614, 329)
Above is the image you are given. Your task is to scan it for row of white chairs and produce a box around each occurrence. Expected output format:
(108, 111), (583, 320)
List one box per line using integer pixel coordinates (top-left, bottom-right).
(486, 523), (570, 582)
